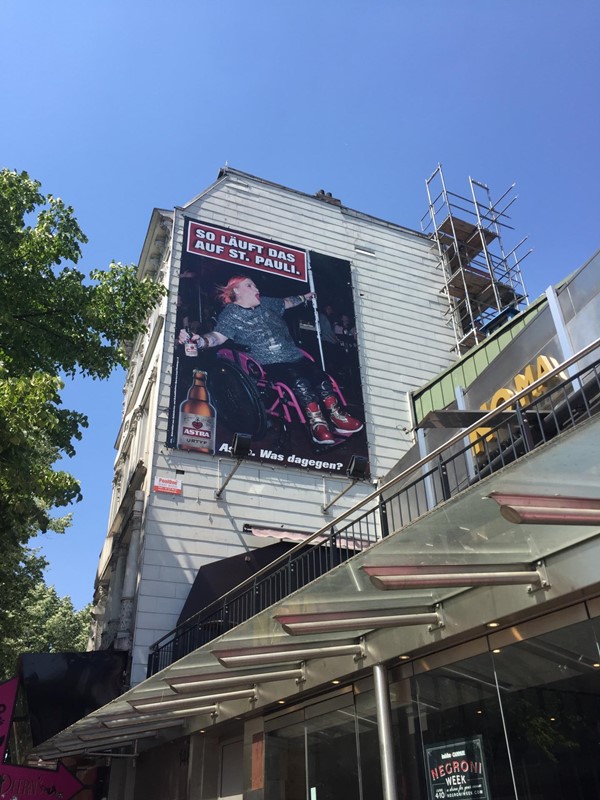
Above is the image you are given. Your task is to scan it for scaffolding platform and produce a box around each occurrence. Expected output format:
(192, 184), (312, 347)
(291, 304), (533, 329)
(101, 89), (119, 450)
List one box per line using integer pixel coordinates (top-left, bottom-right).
(445, 263), (524, 307)
(438, 216), (497, 272)
(422, 165), (530, 354)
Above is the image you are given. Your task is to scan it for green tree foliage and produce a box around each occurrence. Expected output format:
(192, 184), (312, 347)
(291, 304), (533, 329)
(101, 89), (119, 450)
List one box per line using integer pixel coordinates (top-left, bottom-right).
(0, 168), (166, 538)
(0, 547), (47, 678)
(0, 570), (93, 679)
(0, 169), (165, 380)
(0, 169), (166, 673)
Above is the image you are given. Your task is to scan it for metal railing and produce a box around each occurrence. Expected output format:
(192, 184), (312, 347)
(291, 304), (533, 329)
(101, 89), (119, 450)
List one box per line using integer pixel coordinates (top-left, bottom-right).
(147, 337), (600, 676)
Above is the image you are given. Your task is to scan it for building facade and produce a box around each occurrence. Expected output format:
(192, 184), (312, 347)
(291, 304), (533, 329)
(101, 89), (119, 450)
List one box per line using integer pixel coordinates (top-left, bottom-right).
(31, 172), (600, 800)
(91, 168), (456, 687)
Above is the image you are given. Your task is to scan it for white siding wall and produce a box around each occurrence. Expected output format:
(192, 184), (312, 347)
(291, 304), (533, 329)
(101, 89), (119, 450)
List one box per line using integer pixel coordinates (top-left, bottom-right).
(109, 175), (456, 684)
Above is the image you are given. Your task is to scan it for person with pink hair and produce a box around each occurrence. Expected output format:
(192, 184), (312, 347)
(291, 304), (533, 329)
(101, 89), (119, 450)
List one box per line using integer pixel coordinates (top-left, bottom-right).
(179, 276), (362, 445)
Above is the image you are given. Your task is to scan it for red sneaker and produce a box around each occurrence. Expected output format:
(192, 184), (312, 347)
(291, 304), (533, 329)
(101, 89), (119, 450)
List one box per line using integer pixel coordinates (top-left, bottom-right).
(305, 402), (335, 445)
(324, 397), (364, 435)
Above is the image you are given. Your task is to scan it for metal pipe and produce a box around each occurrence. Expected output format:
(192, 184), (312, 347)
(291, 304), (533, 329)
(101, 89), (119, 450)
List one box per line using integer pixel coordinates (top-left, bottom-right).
(366, 570), (540, 590)
(501, 506), (600, 526)
(215, 459), (242, 499)
(417, 428), (437, 511)
(545, 284), (581, 387)
(278, 612), (440, 635)
(469, 176), (502, 310)
(214, 643), (363, 668)
(167, 668), (304, 691)
(306, 252), (326, 371)
(322, 479), (357, 513)
(373, 664), (398, 800)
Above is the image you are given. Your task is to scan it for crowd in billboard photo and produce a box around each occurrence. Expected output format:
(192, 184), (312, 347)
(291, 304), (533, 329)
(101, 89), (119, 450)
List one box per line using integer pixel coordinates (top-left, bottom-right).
(167, 219), (368, 476)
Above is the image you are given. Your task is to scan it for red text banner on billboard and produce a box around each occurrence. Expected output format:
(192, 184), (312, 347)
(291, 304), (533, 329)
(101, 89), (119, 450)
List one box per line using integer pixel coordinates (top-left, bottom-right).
(167, 218), (369, 476)
(187, 222), (308, 282)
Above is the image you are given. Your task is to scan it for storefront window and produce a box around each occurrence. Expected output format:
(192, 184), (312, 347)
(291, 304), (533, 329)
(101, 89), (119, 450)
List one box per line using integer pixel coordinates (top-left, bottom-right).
(354, 684), (383, 800)
(264, 693), (363, 800)
(264, 715), (306, 800)
(387, 677), (424, 800)
(305, 698), (360, 800)
(385, 618), (600, 800)
(411, 654), (515, 800)
(493, 618), (600, 799)
(263, 615), (600, 800)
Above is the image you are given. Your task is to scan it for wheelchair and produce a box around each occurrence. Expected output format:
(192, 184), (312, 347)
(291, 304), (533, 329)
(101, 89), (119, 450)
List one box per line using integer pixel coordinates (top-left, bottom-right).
(206, 343), (348, 441)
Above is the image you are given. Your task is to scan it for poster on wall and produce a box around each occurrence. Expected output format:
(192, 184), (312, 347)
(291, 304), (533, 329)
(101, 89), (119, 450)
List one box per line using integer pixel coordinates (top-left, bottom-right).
(166, 218), (368, 476)
(425, 737), (490, 800)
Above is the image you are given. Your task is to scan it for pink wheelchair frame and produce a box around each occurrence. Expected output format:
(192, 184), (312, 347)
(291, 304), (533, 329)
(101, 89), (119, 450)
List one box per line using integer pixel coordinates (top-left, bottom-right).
(217, 347), (347, 426)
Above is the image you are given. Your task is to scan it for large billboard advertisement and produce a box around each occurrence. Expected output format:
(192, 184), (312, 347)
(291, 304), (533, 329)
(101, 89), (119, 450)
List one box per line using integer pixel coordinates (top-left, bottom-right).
(167, 218), (368, 476)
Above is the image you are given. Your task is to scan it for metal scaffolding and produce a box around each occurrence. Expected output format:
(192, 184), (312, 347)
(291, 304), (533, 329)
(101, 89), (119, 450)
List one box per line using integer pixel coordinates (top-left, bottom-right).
(422, 164), (531, 354)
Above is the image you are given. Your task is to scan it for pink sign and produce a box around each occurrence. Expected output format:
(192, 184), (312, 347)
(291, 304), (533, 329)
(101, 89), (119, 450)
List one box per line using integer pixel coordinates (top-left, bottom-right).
(0, 678), (18, 759)
(0, 763), (83, 800)
(0, 678), (83, 800)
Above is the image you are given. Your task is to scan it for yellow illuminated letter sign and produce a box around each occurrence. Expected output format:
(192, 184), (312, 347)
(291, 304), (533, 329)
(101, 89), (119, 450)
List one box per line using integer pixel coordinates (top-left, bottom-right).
(469, 355), (565, 455)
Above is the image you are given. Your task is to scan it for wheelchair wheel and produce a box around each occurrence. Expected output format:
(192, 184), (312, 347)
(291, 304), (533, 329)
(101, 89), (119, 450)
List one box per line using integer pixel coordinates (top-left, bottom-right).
(208, 360), (268, 439)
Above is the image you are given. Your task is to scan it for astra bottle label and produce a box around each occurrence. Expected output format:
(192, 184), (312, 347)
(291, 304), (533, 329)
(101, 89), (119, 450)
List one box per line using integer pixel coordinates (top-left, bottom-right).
(184, 340), (198, 357)
(177, 370), (216, 453)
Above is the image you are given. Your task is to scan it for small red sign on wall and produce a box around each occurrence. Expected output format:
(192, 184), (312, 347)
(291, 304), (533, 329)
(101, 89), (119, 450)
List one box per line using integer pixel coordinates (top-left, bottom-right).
(153, 476), (183, 494)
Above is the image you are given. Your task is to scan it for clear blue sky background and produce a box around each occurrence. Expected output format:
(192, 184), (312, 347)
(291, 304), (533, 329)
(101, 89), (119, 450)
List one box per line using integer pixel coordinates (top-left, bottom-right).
(2, 1), (599, 609)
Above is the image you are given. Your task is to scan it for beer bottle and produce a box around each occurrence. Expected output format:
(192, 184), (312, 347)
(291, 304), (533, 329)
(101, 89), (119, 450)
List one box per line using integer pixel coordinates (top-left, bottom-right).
(177, 370), (216, 453)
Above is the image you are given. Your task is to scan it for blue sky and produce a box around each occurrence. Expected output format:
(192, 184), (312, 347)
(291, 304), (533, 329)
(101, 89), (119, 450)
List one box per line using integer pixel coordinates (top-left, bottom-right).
(2, 1), (599, 609)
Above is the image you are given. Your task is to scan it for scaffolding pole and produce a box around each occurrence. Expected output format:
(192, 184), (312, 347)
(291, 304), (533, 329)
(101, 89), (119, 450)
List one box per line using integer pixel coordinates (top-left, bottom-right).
(422, 164), (530, 354)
